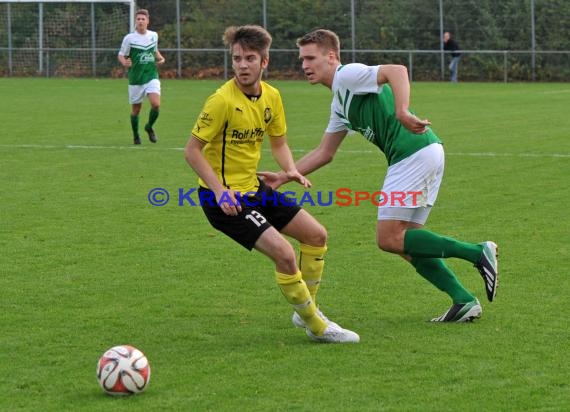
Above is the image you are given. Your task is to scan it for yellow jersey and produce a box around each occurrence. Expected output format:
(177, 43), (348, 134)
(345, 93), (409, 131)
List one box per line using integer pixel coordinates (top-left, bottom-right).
(191, 79), (287, 193)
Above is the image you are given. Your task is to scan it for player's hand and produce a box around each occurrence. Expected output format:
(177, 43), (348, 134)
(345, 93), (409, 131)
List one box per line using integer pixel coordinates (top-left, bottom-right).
(397, 111), (431, 134)
(257, 171), (287, 190)
(215, 189), (242, 216)
(284, 170), (312, 189)
(123, 58), (132, 68)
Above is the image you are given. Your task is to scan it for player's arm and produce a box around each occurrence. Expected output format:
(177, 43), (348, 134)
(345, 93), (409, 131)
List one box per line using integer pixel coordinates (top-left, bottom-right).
(117, 36), (131, 68)
(296, 130), (347, 175)
(155, 50), (165, 65)
(117, 53), (131, 68)
(260, 130), (346, 189)
(184, 136), (241, 215)
(269, 135), (311, 188)
(377, 64), (430, 134)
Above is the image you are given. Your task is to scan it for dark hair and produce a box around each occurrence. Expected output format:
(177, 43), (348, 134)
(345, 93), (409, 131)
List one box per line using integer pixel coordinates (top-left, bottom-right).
(223, 25), (272, 60)
(296, 29), (340, 60)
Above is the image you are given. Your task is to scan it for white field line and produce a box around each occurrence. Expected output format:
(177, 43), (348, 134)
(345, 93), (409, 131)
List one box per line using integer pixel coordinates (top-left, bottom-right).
(539, 89), (570, 94)
(0, 143), (569, 158)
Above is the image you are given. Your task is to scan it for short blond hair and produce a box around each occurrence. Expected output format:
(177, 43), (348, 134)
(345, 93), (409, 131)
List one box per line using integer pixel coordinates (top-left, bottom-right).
(296, 29), (341, 60)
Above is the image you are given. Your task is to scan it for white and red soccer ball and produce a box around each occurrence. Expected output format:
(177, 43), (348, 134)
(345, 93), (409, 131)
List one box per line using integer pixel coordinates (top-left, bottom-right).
(96, 345), (150, 395)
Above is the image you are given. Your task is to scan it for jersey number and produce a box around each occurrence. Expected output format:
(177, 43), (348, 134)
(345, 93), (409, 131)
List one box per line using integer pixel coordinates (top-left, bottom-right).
(245, 211), (267, 227)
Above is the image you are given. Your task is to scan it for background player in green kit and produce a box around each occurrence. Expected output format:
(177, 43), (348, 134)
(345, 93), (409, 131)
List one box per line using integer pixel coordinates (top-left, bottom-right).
(261, 29), (499, 323)
(118, 9), (165, 145)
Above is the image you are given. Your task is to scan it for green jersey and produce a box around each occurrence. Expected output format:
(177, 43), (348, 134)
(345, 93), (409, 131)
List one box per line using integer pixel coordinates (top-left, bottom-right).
(118, 30), (160, 85)
(326, 63), (441, 166)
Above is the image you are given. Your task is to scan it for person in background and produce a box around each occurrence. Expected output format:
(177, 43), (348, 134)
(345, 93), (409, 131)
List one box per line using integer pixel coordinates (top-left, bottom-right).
(443, 31), (461, 82)
(118, 9), (165, 145)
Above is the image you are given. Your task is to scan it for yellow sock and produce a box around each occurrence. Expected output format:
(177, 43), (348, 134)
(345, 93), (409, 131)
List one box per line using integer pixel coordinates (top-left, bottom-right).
(299, 244), (327, 305)
(275, 271), (327, 335)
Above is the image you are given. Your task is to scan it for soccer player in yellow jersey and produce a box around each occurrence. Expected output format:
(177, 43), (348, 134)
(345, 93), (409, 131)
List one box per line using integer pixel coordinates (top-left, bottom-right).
(184, 25), (359, 343)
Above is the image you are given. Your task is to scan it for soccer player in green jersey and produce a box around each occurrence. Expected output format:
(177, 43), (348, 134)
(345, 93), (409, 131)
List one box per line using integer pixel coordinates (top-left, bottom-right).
(184, 25), (359, 343)
(261, 29), (499, 323)
(118, 9), (165, 145)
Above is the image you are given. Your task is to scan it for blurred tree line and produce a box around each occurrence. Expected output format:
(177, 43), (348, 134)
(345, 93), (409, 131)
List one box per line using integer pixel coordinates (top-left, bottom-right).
(2, 0), (569, 80)
(135, 0), (570, 50)
(137, 0), (570, 81)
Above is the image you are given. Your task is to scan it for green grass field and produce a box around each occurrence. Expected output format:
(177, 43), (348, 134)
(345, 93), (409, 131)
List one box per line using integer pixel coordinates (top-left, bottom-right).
(1, 78), (569, 411)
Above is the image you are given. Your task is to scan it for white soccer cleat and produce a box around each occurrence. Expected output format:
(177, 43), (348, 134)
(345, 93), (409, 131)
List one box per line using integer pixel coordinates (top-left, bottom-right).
(292, 308), (340, 329)
(306, 323), (360, 343)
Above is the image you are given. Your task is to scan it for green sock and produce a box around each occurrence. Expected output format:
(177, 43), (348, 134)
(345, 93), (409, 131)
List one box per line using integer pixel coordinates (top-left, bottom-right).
(147, 108), (159, 128)
(411, 257), (475, 304)
(130, 114), (139, 137)
(404, 228), (482, 264)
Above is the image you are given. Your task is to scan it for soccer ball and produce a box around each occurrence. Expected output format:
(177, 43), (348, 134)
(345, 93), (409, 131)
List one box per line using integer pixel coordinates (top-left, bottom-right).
(96, 345), (151, 395)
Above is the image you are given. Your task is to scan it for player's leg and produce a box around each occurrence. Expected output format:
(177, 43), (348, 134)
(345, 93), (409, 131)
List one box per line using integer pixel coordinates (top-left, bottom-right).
(402, 215), (481, 322)
(378, 216), (477, 307)
(199, 189), (356, 342)
(279, 209), (343, 329)
(377, 144), (498, 301)
(377, 143), (497, 308)
(378, 218), (483, 263)
(254, 227), (327, 336)
(376, 143), (476, 258)
(128, 85), (144, 144)
(199, 192), (326, 336)
(280, 209), (327, 305)
(400, 225), (499, 302)
(256, 183), (328, 306)
(255, 230), (357, 342)
(144, 79), (161, 143)
(254, 185), (358, 342)
(130, 104), (142, 145)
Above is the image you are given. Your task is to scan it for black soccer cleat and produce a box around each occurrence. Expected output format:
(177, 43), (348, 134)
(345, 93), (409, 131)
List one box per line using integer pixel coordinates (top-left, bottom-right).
(145, 124), (158, 143)
(475, 241), (499, 302)
(133, 135), (141, 145)
(431, 299), (482, 322)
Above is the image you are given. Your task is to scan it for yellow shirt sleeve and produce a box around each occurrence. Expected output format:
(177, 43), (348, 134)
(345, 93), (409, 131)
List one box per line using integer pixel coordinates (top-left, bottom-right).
(265, 86), (287, 138)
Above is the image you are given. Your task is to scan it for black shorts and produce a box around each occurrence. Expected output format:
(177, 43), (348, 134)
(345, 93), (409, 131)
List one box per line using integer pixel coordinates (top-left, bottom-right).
(198, 180), (302, 250)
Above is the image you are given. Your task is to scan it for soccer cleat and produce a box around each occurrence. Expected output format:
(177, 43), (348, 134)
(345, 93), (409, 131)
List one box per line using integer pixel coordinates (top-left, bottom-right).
(475, 241), (499, 302)
(306, 323), (360, 343)
(145, 124), (158, 143)
(430, 299), (482, 322)
(292, 308), (340, 329)
(133, 135), (141, 145)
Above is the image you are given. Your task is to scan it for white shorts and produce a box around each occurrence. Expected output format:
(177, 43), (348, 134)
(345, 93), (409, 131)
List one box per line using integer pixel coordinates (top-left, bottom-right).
(128, 79), (161, 104)
(377, 143), (444, 224)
